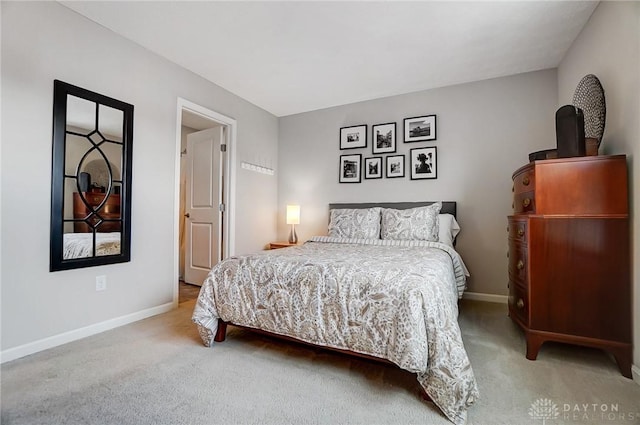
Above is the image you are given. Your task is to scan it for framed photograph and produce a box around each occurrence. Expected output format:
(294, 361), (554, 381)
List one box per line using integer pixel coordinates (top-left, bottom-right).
(372, 122), (396, 154)
(385, 155), (405, 178)
(404, 115), (436, 142)
(364, 157), (382, 179)
(340, 125), (367, 150)
(339, 154), (362, 183)
(410, 147), (437, 180)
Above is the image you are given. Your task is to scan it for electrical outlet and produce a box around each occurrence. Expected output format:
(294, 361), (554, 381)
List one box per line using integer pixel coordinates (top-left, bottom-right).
(96, 275), (107, 291)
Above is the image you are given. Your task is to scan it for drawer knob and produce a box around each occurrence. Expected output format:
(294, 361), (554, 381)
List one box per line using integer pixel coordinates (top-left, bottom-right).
(507, 251), (509, 258)
(523, 176), (530, 186)
(517, 260), (524, 270)
(517, 228), (524, 237)
(517, 298), (524, 309)
(523, 198), (531, 208)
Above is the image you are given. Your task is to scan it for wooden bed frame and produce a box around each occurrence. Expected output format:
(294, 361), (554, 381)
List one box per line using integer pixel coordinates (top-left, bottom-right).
(214, 201), (457, 350)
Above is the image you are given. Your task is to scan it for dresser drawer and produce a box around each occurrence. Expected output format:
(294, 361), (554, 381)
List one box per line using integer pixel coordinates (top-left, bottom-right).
(85, 193), (109, 205)
(508, 241), (528, 285)
(508, 282), (529, 326)
(74, 192), (121, 214)
(513, 167), (535, 194)
(507, 218), (528, 242)
(513, 191), (536, 214)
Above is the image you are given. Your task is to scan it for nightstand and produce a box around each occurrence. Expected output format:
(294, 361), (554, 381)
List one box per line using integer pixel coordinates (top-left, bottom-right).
(269, 241), (298, 250)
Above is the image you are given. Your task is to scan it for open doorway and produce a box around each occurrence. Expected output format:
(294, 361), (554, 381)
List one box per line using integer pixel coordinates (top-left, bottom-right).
(174, 99), (236, 304)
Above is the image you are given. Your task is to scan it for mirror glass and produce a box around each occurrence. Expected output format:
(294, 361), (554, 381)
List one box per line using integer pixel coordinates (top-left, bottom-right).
(50, 81), (133, 271)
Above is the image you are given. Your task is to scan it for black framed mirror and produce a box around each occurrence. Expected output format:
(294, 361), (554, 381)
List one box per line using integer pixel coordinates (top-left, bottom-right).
(50, 80), (133, 271)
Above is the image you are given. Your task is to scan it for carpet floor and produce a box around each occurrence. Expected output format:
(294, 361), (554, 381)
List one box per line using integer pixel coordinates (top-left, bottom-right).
(1, 299), (639, 425)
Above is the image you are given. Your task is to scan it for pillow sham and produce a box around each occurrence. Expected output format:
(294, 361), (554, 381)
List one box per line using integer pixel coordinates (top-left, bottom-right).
(328, 207), (381, 239)
(381, 202), (441, 241)
(438, 213), (461, 247)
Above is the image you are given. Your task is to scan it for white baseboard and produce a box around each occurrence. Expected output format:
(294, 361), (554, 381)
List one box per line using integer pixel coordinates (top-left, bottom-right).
(0, 302), (174, 364)
(633, 364), (640, 385)
(462, 291), (508, 304)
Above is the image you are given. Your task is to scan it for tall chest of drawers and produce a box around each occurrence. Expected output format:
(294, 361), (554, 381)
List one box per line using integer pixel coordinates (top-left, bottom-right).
(507, 155), (631, 378)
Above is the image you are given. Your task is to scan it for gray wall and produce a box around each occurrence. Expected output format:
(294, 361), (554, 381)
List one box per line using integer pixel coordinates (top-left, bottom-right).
(1, 2), (278, 353)
(278, 69), (558, 296)
(557, 1), (640, 376)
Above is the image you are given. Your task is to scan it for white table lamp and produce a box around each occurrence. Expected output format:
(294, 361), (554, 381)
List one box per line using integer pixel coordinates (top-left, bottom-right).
(286, 205), (300, 244)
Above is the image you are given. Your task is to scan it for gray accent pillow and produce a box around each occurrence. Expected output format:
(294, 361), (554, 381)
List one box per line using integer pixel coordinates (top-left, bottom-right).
(328, 207), (381, 239)
(381, 202), (442, 241)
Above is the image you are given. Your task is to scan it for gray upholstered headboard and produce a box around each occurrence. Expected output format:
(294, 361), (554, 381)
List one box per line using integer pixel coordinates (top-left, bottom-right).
(328, 201), (456, 218)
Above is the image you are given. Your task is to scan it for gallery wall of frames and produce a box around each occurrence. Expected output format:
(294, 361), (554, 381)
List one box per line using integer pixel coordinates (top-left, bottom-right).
(338, 114), (438, 183)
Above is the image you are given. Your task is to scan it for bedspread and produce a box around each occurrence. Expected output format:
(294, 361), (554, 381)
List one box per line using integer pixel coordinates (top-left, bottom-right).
(192, 237), (478, 424)
(63, 232), (121, 259)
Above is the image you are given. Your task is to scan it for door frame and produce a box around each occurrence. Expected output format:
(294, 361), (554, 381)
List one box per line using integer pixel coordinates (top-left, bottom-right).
(174, 98), (237, 305)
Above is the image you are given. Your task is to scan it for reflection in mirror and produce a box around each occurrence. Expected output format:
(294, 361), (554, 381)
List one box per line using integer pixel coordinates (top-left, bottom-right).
(50, 81), (133, 271)
(64, 96), (123, 258)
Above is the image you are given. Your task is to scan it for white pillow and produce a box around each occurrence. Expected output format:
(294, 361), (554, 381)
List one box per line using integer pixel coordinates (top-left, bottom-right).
(328, 207), (381, 239)
(438, 214), (461, 247)
(380, 202), (441, 241)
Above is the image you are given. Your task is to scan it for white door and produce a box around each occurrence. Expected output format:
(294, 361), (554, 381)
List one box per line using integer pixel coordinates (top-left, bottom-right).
(184, 127), (223, 286)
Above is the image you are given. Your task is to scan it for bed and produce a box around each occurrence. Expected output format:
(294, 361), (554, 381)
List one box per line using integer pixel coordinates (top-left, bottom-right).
(192, 201), (478, 424)
(62, 232), (121, 259)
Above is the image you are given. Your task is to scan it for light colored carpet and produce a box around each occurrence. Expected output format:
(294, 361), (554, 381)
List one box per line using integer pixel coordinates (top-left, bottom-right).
(2, 300), (639, 425)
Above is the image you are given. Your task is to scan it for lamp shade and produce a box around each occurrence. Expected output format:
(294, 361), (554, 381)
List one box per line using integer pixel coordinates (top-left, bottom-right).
(286, 205), (300, 225)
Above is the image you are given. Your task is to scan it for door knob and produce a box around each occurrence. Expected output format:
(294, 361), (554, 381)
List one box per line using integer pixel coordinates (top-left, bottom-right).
(184, 213), (190, 218)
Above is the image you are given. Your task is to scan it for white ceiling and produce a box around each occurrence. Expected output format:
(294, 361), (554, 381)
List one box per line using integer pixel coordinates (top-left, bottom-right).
(182, 110), (221, 131)
(61, 1), (598, 117)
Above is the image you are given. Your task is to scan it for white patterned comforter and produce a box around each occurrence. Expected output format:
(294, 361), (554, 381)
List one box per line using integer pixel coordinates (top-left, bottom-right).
(192, 237), (478, 424)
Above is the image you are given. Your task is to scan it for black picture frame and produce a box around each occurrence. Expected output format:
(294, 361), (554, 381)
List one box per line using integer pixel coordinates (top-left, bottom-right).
(340, 124), (367, 150)
(385, 155), (405, 178)
(404, 115), (436, 142)
(372, 122), (396, 154)
(339, 154), (362, 183)
(410, 146), (437, 180)
(364, 157), (382, 179)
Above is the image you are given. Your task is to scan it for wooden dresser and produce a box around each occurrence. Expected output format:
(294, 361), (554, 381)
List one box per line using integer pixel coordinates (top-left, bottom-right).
(73, 192), (121, 233)
(507, 155), (631, 378)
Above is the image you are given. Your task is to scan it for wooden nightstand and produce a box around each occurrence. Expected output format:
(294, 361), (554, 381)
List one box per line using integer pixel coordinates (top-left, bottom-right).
(269, 241), (298, 249)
